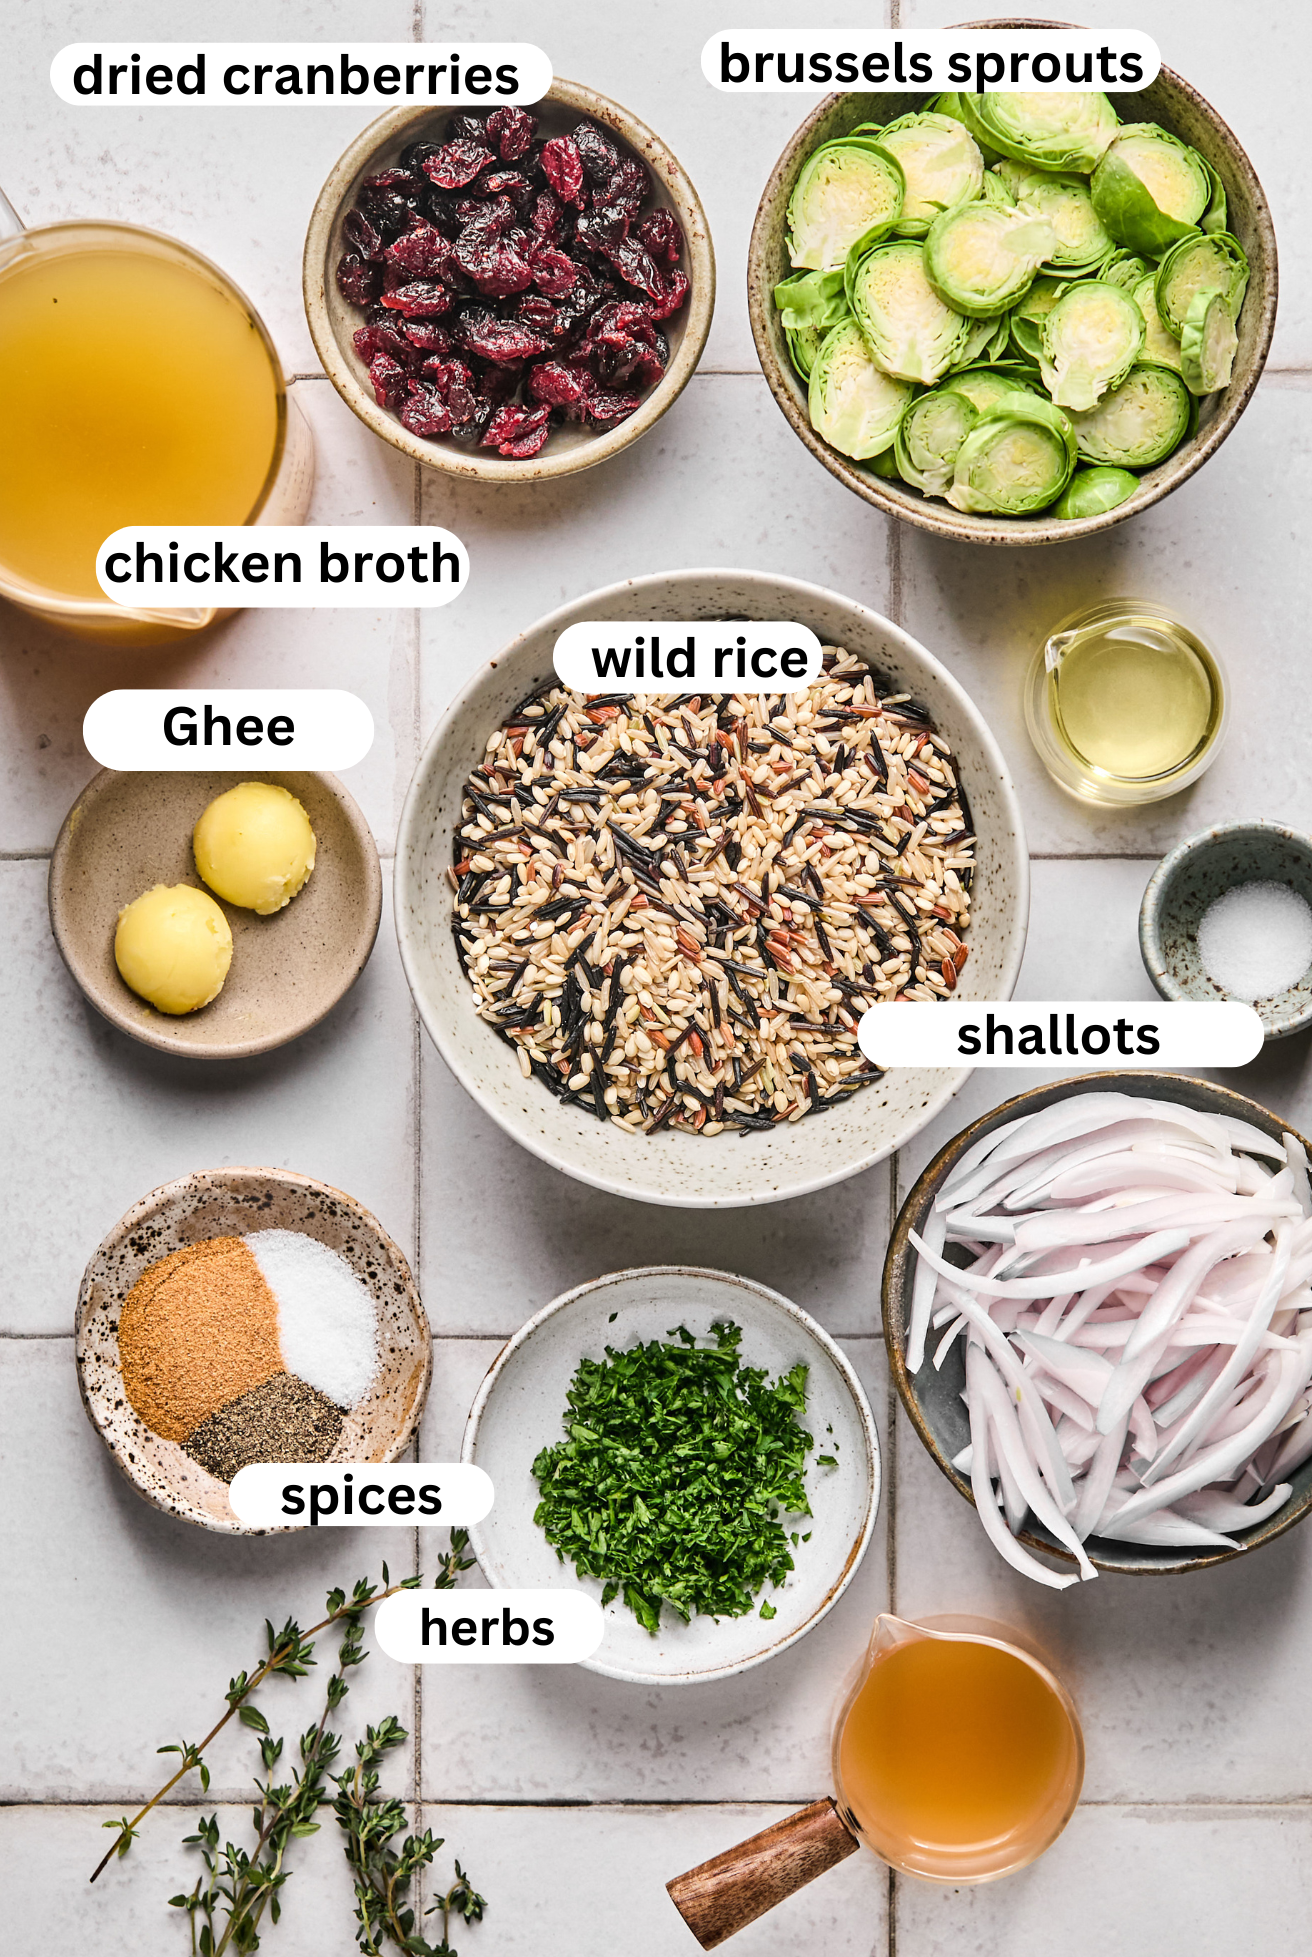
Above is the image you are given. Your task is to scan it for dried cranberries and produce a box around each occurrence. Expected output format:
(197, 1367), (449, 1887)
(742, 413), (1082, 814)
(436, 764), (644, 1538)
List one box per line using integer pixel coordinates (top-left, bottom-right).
(335, 107), (690, 459)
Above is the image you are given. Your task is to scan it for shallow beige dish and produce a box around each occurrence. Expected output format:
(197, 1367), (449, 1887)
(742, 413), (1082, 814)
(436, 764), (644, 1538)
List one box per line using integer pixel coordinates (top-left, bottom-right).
(395, 567), (1030, 1208)
(462, 1266), (879, 1684)
(746, 17), (1278, 545)
(49, 768), (382, 1060)
(303, 80), (715, 483)
(75, 1166), (432, 1534)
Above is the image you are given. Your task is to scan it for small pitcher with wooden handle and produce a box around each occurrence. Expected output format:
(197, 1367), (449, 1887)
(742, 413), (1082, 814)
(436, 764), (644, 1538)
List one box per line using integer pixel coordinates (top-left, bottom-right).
(667, 1612), (1084, 1949)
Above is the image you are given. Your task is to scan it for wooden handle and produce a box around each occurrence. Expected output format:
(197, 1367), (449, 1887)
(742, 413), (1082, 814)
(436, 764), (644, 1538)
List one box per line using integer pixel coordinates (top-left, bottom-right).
(666, 1797), (860, 1949)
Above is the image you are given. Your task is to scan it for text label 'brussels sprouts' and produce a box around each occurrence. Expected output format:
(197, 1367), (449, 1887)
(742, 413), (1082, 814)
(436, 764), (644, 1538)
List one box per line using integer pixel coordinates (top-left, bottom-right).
(705, 31), (1160, 94)
(553, 622), (824, 695)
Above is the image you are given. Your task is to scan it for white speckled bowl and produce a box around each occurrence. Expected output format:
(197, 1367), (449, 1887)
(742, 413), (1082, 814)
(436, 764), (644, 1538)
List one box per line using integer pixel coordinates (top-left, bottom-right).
(303, 81), (715, 483)
(395, 568), (1030, 1208)
(1140, 821), (1312, 1041)
(75, 1167), (432, 1534)
(462, 1266), (879, 1684)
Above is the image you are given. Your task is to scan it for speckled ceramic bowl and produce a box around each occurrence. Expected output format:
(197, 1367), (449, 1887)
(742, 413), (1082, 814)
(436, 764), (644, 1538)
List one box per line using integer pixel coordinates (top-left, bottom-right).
(394, 568), (1030, 1208)
(303, 81), (715, 483)
(49, 769), (382, 1060)
(1140, 821), (1312, 1040)
(75, 1167), (431, 1533)
(746, 18), (1278, 546)
(463, 1266), (879, 1684)
(884, 1073), (1312, 1575)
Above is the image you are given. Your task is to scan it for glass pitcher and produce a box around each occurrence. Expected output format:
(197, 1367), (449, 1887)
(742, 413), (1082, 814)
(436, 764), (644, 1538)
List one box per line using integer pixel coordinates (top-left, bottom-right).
(832, 1612), (1085, 1883)
(0, 186), (314, 645)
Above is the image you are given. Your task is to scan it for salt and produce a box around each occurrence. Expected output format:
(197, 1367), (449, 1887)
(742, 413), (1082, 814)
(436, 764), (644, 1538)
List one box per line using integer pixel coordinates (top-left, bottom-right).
(247, 1229), (379, 1409)
(1196, 880), (1312, 1001)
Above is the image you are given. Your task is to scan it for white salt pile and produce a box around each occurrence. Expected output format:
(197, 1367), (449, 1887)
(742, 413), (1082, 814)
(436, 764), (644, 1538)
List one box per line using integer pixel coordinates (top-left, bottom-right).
(247, 1229), (379, 1408)
(1197, 879), (1312, 1001)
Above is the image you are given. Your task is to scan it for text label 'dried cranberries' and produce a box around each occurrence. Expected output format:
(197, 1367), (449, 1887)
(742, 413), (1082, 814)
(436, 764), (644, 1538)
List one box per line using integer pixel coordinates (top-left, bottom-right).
(334, 107), (692, 459)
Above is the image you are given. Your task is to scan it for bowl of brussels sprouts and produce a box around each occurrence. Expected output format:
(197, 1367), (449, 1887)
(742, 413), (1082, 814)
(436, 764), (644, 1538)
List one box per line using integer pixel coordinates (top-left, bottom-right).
(746, 21), (1276, 544)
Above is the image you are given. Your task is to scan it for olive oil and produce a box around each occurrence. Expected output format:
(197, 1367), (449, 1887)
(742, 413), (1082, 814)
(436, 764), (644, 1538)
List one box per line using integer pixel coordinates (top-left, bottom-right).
(835, 1622), (1082, 1882)
(0, 234), (280, 601)
(1025, 599), (1228, 804)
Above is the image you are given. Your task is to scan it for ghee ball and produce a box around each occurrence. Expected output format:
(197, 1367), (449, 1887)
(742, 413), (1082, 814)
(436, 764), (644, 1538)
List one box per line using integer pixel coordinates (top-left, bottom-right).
(115, 884), (233, 1014)
(193, 782), (316, 915)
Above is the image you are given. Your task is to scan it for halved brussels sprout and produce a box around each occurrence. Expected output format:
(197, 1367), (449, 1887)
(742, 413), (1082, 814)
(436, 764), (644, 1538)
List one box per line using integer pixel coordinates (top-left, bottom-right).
(942, 364), (1042, 414)
(1053, 465), (1140, 519)
(774, 268), (850, 334)
(1091, 125), (1212, 256)
(953, 311), (1009, 369)
(808, 318), (916, 458)
(894, 388), (979, 497)
(1102, 250), (1155, 291)
(947, 391), (1076, 515)
(1010, 275), (1066, 362)
(1180, 289), (1238, 394)
(866, 446), (903, 479)
(1131, 275), (1184, 373)
(1067, 363), (1194, 466)
(1039, 280), (1145, 411)
(957, 92), (1120, 174)
(931, 92), (1004, 165)
(786, 322), (824, 380)
(848, 241), (972, 384)
(786, 139), (905, 271)
(1154, 231), (1250, 337)
(1006, 169), (1115, 275)
(923, 201), (1056, 317)
(860, 113), (985, 236)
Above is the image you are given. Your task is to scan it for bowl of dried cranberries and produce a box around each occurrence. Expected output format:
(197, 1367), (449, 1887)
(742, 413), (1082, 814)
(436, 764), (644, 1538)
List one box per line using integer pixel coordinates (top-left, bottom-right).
(304, 81), (715, 480)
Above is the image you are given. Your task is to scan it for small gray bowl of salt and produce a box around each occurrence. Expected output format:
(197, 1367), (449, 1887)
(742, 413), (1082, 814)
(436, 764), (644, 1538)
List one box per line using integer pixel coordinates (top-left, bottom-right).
(1140, 821), (1312, 1040)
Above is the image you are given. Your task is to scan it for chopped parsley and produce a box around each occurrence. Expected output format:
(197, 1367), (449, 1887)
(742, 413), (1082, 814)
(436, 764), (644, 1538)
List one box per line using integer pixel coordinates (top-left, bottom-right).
(530, 1321), (814, 1635)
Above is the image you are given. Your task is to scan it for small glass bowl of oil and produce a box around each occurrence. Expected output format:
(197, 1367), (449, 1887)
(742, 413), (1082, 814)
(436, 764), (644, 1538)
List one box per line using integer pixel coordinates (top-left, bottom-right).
(1024, 598), (1229, 806)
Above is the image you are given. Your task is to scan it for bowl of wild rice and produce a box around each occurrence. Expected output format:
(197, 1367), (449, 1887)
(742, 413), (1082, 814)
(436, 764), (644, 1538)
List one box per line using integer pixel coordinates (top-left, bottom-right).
(395, 569), (1029, 1207)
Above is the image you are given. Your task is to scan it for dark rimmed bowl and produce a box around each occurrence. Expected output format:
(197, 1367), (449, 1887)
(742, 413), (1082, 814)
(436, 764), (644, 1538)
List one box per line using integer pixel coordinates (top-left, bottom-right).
(747, 18), (1278, 546)
(883, 1073), (1312, 1574)
(1140, 821), (1312, 1041)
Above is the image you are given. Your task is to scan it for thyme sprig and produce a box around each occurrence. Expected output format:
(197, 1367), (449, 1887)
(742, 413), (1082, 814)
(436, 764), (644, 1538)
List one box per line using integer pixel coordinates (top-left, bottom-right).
(91, 1533), (475, 1886)
(333, 1718), (486, 1955)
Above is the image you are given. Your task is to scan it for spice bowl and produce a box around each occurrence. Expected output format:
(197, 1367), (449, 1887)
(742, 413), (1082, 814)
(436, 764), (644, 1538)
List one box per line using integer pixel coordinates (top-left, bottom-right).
(303, 81), (715, 483)
(395, 566), (1030, 1208)
(884, 1073), (1312, 1575)
(75, 1167), (431, 1534)
(745, 24), (1277, 545)
(1140, 821), (1312, 1040)
(462, 1266), (880, 1684)
(49, 768), (382, 1060)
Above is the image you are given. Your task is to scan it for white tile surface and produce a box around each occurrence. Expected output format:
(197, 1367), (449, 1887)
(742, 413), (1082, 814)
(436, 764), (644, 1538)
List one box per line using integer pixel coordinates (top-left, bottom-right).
(0, 1800), (891, 1957)
(895, 1805), (1312, 1957)
(0, 1340), (416, 1801)
(4, 3), (1312, 1948)
(0, 856), (417, 1336)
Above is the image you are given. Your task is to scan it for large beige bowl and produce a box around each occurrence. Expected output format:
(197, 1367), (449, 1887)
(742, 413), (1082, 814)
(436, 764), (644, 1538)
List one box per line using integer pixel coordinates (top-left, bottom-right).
(747, 19), (1278, 546)
(304, 81), (714, 483)
(395, 568), (1030, 1208)
(75, 1167), (432, 1534)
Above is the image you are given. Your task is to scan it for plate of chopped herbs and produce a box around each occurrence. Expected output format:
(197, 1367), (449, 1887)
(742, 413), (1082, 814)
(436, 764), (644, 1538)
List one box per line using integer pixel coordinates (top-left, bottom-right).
(461, 1266), (879, 1683)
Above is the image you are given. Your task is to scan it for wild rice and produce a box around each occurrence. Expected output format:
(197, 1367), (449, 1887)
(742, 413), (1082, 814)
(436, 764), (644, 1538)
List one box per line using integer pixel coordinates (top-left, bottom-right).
(451, 648), (974, 1137)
